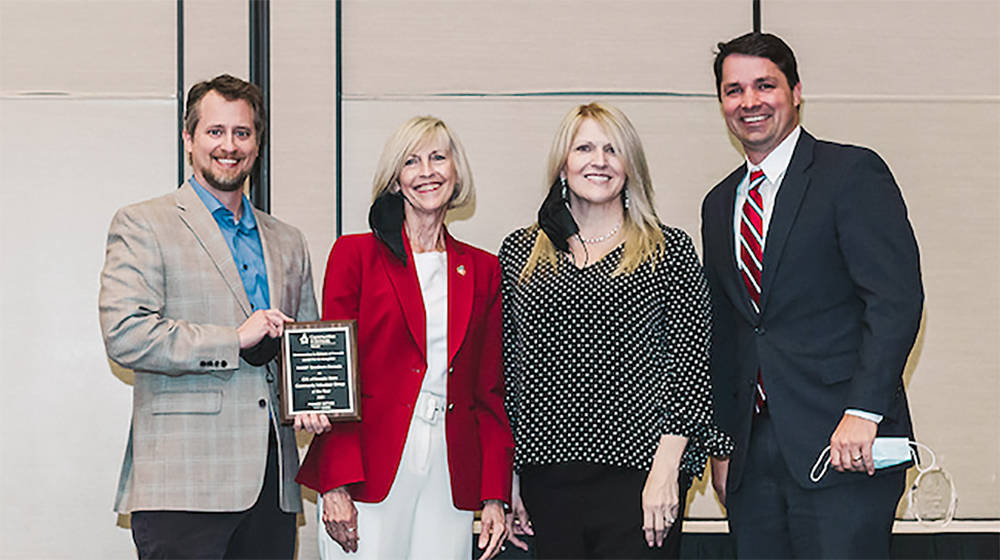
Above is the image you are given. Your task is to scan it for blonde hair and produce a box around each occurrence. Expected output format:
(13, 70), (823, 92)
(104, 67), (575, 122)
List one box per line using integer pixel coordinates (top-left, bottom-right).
(520, 102), (665, 282)
(371, 116), (475, 210)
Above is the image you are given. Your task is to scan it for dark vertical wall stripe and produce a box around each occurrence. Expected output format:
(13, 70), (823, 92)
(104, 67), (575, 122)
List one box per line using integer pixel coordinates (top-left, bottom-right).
(335, 0), (343, 238)
(250, 0), (271, 213)
(753, 0), (761, 32)
(176, 0), (184, 186)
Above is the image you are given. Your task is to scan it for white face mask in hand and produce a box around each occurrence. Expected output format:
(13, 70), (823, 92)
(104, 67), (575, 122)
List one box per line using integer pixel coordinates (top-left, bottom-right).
(809, 439), (957, 527)
(810, 437), (915, 482)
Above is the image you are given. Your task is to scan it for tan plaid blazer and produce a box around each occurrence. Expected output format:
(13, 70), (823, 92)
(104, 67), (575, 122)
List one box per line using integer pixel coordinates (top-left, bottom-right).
(99, 183), (318, 513)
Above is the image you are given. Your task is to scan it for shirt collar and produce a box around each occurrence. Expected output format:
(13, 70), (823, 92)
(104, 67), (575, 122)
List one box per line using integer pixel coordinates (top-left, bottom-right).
(745, 125), (801, 183)
(188, 176), (257, 231)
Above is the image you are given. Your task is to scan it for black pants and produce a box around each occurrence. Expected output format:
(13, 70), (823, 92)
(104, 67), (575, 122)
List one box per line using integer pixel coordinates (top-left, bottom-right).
(727, 411), (906, 559)
(130, 430), (296, 559)
(520, 462), (691, 559)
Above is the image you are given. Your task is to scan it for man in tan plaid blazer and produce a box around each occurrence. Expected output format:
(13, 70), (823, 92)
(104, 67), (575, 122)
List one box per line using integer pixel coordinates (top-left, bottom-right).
(99, 75), (330, 558)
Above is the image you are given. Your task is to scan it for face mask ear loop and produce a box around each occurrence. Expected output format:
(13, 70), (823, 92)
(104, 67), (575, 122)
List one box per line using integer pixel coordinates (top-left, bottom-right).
(810, 445), (832, 483)
(910, 440), (937, 474)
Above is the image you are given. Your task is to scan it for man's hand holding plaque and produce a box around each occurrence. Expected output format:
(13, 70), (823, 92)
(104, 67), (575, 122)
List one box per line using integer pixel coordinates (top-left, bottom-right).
(279, 320), (361, 423)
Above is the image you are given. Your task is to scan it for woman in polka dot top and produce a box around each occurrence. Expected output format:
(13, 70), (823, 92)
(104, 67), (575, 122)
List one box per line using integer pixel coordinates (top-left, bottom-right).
(499, 103), (734, 559)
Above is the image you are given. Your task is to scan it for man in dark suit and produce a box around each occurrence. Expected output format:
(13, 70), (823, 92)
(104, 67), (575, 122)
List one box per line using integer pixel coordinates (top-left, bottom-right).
(701, 33), (923, 558)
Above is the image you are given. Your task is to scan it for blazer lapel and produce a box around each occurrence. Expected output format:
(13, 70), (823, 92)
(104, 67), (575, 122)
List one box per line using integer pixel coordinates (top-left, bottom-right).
(174, 184), (252, 317)
(712, 165), (758, 323)
(380, 228), (426, 362)
(759, 131), (815, 312)
(255, 210), (283, 312)
(445, 232), (473, 366)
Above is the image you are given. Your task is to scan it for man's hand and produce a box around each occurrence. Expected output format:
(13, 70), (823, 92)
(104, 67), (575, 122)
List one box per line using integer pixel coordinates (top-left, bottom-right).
(237, 309), (292, 349)
(829, 414), (878, 475)
(294, 413), (332, 434)
(710, 456), (730, 507)
(322, 487), (359, 553)
(477, 500), (507, 560)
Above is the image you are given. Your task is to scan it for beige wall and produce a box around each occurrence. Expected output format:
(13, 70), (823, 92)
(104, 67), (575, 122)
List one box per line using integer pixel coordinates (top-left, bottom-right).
(0, 0), (997, 558)
(1, 2), (177, 558)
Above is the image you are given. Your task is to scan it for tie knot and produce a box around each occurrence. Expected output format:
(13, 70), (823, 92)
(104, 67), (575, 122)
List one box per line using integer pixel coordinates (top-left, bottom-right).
(749, 169), (765, 186)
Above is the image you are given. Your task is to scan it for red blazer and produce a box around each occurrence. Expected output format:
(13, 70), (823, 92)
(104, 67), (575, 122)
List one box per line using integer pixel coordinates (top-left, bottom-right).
(296, 229), (513, 510)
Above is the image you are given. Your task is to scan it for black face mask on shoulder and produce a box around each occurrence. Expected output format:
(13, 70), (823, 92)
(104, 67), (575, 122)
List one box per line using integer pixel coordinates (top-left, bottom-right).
(537, 180), (578, 253)
(369, 191), (407, 264)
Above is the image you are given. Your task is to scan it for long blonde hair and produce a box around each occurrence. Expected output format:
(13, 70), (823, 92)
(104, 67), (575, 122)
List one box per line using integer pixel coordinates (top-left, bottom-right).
(371, 116), (475, 210)
(520, 103), (665, 282)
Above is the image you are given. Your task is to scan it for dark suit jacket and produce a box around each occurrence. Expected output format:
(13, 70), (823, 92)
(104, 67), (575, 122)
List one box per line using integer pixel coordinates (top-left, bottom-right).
(296, 229), (513, 510)
(701, 130), (923, 491)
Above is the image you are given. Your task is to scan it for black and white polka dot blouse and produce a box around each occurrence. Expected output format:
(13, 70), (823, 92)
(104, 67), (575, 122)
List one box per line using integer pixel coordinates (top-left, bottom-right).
(499, 224), (734, 478)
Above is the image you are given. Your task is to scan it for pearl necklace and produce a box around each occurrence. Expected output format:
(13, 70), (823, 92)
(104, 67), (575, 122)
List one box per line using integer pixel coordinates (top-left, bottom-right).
(579, 221), (622, 244)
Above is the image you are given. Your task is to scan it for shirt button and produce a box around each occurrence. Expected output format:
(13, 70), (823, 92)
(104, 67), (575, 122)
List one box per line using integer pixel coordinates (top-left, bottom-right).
(447, 402), (455, 411)
(243, 264), (248, 270)
(258, 399), (266, 408)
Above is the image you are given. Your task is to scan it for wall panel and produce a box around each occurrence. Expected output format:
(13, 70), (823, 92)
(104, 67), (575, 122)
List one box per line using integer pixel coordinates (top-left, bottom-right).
(271, 1), (338, 306)
(0, 98), (176, 559)
(342, 0), (751, 95)
(0, 0), (174, 95)
(765, 0), (999, 98)
(182, 0), (250, 89)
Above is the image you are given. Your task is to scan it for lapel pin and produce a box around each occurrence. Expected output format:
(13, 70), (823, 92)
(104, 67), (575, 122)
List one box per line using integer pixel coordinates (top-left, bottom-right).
(456, 265), (466, 276)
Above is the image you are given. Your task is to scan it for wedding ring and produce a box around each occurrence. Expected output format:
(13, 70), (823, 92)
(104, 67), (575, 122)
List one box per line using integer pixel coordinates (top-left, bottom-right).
(852, 456), (863, 462)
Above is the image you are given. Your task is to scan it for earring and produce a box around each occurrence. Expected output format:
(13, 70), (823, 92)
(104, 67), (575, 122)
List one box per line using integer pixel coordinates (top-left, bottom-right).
(623, 188), (630, 210)
(560, 176), (568, 201)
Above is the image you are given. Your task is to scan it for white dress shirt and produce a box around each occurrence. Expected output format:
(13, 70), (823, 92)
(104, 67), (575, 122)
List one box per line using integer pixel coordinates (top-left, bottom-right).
(731, 126), (801, 264)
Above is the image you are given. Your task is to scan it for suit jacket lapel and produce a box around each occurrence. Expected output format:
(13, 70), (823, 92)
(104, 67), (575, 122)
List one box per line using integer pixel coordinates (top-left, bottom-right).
(174, 184), (252, 317)
(759, 131), (815, 311)
(380, 228), (426, 362)
(255, 210), (283, 312)
(712, 165), (758, 323)
(445, 232), (473, 366)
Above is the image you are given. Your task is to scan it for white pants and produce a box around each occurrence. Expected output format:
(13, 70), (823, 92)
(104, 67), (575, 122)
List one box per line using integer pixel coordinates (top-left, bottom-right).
(317, 392), (473, 560)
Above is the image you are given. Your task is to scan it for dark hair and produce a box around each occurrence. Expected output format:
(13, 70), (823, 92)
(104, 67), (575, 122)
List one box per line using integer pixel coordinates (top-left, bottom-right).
(713, 33), (800, 100)
(184, 74), (266, 146)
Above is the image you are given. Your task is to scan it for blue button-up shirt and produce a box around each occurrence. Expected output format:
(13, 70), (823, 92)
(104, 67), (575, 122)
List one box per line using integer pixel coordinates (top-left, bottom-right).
(189, 177), (270, 311)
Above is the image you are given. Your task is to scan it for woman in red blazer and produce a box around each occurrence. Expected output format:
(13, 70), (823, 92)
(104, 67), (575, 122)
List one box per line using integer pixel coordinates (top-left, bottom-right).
(296, 116), (512, 560)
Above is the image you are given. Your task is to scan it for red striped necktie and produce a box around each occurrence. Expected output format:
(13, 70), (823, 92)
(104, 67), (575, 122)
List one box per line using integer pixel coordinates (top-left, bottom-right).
(740, 169), (767, 413)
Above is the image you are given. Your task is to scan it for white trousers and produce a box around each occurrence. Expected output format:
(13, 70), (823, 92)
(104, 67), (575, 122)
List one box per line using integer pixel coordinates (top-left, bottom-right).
(317, 392), (473, 560)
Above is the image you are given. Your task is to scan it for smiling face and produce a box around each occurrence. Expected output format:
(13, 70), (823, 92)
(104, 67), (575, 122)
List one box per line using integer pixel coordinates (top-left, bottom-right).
(720, 53), (802, 164)
(183, 90), (259, 192)
(396, 134), (456, 217)
(563, 118), (627, 208)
